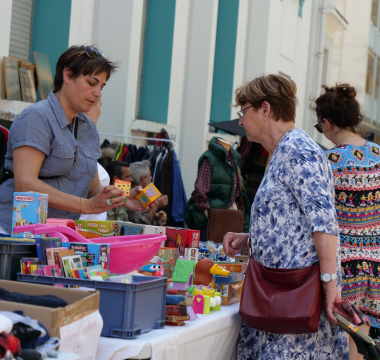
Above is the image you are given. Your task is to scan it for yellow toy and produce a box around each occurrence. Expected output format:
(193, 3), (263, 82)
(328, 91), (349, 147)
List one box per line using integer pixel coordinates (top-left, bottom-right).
(136, 183), (162, 206)
(114, 180), (131, 202)
(209, 264), (230, 276)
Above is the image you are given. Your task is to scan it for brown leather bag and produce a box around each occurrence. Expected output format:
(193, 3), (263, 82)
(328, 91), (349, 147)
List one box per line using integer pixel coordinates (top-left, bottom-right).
(206, 168), (245, 243)
(239, 257), (323, 334)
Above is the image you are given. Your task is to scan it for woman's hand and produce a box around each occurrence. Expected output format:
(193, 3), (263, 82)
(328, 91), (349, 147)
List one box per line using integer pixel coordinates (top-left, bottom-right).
(323, 282), (340, 324)
(223, 232), (250, 257)
(84, 185), (126, 214)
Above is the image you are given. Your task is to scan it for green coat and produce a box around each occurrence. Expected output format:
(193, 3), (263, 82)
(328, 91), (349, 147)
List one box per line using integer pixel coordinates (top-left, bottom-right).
(186, 137), (251, 232)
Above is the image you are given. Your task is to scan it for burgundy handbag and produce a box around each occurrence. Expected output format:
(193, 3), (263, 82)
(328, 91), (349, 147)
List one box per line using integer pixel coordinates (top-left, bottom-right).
(239, 257), (323, 334)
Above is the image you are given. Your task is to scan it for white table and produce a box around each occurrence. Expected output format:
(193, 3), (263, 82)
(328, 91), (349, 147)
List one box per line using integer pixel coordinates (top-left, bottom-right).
(96, 303), (241, 360)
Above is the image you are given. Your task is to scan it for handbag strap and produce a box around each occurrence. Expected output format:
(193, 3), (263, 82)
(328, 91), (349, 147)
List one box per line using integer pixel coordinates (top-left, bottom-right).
(233, 163), (244, 212)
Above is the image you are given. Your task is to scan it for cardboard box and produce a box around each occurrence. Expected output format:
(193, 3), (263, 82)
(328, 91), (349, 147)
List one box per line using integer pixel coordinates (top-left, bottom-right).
(136, 183), (161, 206)
(235, 255), (249, 263)
(184, 248), (199, 263)
(12, 192), (49, 238)
(62, 242), (111, 269)
(212, 272), (245, 284)
(0, 279), (99, 338)
(116, 222), (166, 239)
(187, 229), (200, 248)
(214, 262), (247, 273)
(156, 247), (179, 267)
(165, 228), (200, 255)
(215, 281), (243, 306)
(75, 220), (115, 238)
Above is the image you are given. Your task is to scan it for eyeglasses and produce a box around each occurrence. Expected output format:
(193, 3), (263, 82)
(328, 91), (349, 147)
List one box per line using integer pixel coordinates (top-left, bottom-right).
(73, 46), (104, 60)
(314, 118), (332, 133)
(237, 105), (253, 119)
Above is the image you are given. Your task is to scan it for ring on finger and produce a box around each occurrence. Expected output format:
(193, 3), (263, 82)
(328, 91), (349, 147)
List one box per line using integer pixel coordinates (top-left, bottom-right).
(106, 198), (112, 206)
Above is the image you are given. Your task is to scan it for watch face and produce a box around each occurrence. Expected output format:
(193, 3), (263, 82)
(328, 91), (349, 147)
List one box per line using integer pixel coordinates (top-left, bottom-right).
(322, 273), (330, 282)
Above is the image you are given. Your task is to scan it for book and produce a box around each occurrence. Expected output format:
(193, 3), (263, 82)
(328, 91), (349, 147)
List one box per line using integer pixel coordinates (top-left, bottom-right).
(46, 247), (67, 266)
(57, 249), (75, 273)
(36, 237), (62, 264)
(61, 255), (83, 278)
(43, 265), (62, 277)
(165, 305), (187, 317)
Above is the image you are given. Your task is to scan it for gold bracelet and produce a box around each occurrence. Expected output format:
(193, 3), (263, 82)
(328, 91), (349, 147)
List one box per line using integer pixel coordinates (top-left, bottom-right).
(79, 197), (82, 214)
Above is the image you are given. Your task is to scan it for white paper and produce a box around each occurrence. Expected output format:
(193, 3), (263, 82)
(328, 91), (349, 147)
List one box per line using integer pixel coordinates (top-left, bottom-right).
(60, 310), (103, 360)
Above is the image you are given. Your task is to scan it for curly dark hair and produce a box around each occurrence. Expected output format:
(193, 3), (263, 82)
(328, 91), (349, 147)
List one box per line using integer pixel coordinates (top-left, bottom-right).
(310, 83), (364, 135)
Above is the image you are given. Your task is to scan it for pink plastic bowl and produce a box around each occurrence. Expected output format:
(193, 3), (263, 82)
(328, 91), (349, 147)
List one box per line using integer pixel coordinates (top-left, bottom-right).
(14, 224), (166, 274)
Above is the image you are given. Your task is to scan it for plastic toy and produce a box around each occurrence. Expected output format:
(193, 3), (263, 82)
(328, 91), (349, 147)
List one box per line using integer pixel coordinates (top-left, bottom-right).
(172, 259), (195, 290)
(209, 264), (230, 276)
(140, 264), (164, 277)
(136, 183), (162, 207)
(114, 180), (131, 202)
(193, 294), (220, 314)
(14, 224), (165, 275)
(210, 292), (222, 311)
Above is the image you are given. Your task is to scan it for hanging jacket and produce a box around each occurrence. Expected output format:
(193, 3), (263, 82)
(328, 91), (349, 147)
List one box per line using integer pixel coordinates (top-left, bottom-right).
(185, 137), (251, 232)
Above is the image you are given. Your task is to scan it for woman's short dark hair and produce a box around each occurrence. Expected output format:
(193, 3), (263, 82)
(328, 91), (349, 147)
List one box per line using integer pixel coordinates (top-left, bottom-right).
(105, 161), (128, 184)
(53, 45), (118, 92)
(234, 74), (298, 122)
(310, 83), (364, 134)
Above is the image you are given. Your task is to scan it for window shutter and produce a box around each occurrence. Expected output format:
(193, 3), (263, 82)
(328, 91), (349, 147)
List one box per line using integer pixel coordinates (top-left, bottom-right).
(9, 0), (34, 61)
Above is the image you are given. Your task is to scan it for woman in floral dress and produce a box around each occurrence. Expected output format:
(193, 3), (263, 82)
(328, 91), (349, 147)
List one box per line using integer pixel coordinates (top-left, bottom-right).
(312, 83), (380, 360)
(223, 74), (348, 359)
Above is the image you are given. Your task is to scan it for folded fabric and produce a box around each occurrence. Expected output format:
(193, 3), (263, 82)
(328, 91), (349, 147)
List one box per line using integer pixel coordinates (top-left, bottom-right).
(10, 322), (41, 343)
(35, 337), (60, 358)
(0, 287), (68, 308)
(0, 312), (46, 337)
(0, 314), (12, 334)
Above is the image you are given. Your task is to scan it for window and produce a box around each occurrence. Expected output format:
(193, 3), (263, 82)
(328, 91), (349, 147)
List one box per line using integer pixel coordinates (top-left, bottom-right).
(376, 59), (380, 99)
(366, 51), (375, 95)
(9, 0), (34, 60)
(372, 0), (379, 27)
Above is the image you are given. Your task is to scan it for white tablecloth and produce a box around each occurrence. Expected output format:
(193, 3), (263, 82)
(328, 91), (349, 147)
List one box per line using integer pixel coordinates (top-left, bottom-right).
(96, 302), (241, 360)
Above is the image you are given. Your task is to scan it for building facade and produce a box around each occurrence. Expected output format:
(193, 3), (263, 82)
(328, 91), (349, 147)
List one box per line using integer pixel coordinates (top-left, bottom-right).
(0, 0), (375, 196)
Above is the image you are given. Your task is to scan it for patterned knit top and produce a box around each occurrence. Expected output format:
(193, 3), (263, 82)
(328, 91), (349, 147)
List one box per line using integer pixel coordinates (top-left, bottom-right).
(326, 142), (380, 247)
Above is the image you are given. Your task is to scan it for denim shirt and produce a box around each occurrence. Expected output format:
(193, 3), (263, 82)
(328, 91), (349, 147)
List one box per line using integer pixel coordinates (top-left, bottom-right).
(0, 91), (101, 233)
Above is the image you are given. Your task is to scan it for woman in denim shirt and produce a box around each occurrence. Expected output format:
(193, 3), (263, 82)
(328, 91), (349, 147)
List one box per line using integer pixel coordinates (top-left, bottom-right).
(0, 46), (148, 235)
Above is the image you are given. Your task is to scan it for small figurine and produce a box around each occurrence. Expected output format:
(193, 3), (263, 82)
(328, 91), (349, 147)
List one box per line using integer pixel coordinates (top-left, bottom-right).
(217, 245), (228, 261)
(136, 183), (162, 207)
(140, 264), (164, 276)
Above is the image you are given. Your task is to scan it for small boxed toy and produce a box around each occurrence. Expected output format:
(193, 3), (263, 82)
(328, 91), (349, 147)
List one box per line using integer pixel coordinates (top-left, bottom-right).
(215, 281), (244, 306)
(116, 223), (166, 237)
(212, 272), (245, 284)
(62, 242), (110, 269)
(114, 180), (131, 202)
(214, 262), (247, 273)
(185, 248), (199, 263)
(157, 247), (179, 267)
(11, 192), (49, 238)
(136, 183), (161, 206)
(75, 220), (115, 238)
(187, 230), (200, 248)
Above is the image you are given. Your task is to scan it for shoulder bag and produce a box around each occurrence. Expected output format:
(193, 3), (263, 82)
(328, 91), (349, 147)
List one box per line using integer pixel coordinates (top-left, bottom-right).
(239, 256), (323, 334)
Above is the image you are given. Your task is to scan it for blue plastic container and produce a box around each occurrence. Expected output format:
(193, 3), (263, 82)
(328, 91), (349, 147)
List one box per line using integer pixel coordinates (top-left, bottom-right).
(17, 274), (167, 339)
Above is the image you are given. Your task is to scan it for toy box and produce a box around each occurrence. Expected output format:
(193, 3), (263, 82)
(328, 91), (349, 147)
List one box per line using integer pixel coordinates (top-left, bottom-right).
(187, 229), (200, 248)
(114, 180), (131, 202)
(165, 228), (200, 255)
(214, 262), (247, 273)
(185, 248), (199, 263)
(75, 220), (115, 238)
(156, 247), (179, 267)
(212, 272), (245, 284)
(136, 183), (161, 207)
(215, 281), (244, 306)
(62, 242), (111, 270)
(115, 222), (166, 237)
(11, 192), (49, 238)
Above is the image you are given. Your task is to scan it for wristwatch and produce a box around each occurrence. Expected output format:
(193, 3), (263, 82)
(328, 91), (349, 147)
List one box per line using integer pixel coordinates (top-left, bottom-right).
(320, 273), (337, 282)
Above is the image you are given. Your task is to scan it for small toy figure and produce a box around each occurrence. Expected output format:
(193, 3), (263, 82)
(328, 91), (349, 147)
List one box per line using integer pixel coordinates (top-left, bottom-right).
(217, 245), (228, 261)
(140, 264), (164, 276)
(136, 183), (162, 207)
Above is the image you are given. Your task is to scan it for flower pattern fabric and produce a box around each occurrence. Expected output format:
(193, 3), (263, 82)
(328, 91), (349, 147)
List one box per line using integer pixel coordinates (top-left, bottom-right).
(238, 130), (348, 359)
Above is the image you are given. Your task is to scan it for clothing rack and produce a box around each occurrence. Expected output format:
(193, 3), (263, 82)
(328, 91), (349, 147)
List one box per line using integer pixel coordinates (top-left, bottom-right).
(98, 132), (179, 154)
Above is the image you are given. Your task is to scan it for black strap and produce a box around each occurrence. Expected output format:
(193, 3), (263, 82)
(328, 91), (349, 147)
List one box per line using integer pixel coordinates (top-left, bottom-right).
(74, 117), (79, 140)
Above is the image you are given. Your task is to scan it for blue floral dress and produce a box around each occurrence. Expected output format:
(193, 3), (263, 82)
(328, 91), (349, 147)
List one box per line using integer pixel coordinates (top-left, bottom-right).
(238, 130), (349, 360)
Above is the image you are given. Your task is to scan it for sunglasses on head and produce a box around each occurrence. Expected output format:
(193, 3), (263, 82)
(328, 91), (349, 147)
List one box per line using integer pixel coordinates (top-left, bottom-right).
(73, 46), (104, 60)
(314, 118), (332, 134)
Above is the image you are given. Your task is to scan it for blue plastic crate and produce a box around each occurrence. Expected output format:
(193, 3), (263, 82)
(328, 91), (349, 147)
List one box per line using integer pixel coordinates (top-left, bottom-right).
(17, 273), (167, 339)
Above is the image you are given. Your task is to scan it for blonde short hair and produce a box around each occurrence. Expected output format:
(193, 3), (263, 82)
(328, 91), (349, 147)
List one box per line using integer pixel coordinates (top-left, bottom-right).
(234, 74), (298, 122)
